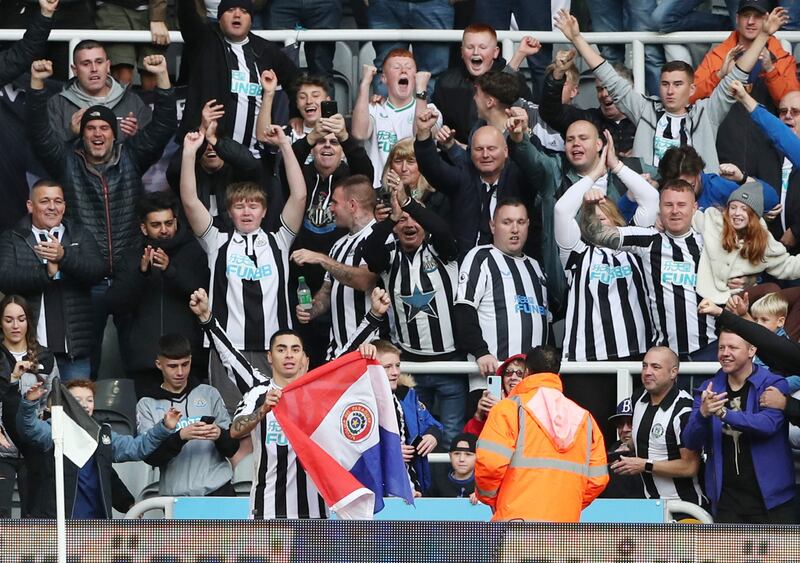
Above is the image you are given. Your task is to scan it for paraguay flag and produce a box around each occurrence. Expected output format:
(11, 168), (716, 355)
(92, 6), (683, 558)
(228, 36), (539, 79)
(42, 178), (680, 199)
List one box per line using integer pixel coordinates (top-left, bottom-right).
(273, 352), (414, 519)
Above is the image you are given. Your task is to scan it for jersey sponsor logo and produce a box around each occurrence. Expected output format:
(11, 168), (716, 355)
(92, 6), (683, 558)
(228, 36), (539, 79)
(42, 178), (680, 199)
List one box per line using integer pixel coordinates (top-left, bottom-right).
(589, 263), (632, 284)
(514, 295), (548, 316)
(175, 416), (204, 430)
(376, 130), (398, 154)
(341, 403), (374, 443)
(226, 253), (273, 280)
(661, 260), (697, 287)
(266, 419), (289, 446)
(230, 70), (263, 97)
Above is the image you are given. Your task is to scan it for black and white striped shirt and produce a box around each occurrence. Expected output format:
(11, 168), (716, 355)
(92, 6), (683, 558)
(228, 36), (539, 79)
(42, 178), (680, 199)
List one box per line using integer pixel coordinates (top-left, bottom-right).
(236, 384), (328, 519)
(631, 386), (706, 506)
(561, 242), (653, 361)
(200, 219), (295, 351)
(226, 38), (263, 158)
(456, 245), (551, 361)
(325, 220), (376, 360)
(619, 227), (715, 356)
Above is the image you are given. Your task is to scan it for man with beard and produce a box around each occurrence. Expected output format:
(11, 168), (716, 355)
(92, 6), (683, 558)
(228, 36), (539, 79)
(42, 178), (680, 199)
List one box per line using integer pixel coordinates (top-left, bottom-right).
(106, 191), (209, 398)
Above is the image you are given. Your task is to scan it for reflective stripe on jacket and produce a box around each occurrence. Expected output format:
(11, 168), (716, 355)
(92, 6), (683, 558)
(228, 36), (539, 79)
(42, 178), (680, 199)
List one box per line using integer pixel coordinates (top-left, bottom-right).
(475, 373), (609, 522)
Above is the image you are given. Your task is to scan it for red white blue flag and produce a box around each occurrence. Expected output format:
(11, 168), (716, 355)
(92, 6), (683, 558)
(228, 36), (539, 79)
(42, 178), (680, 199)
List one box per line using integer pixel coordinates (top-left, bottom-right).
(273, 352), (414, 519)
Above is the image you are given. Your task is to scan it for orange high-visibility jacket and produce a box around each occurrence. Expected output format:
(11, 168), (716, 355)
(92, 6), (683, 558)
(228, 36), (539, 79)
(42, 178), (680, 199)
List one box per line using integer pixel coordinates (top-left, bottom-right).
(475, 373), (609, 522)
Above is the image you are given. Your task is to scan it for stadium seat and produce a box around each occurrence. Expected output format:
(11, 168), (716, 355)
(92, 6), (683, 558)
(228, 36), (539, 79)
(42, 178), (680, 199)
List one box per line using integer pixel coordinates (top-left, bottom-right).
(93, 378), (137, 436)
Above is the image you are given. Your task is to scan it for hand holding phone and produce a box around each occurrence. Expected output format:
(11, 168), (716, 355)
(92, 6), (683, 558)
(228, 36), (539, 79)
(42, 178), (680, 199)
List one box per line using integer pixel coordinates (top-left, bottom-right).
(320, 100), (338, 118)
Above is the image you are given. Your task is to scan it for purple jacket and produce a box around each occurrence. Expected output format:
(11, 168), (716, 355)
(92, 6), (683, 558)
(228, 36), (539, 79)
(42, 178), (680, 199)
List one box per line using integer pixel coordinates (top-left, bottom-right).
(682, 364), (794, 514)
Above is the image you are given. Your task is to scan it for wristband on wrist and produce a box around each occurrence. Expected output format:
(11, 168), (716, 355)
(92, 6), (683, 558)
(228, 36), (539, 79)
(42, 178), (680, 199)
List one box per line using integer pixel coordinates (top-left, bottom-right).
(644, 459), (654, 474)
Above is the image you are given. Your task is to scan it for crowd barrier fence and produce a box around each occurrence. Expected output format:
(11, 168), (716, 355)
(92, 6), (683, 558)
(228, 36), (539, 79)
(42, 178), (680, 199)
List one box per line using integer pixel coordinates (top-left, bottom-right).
(4, 29), (800, 95)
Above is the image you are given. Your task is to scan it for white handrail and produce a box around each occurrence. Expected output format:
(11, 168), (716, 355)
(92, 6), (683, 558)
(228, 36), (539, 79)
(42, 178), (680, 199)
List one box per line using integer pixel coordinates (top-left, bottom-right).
(666, 499), (714, 523)
(6, 28), (800, 94)
(124, 496), (175, 519)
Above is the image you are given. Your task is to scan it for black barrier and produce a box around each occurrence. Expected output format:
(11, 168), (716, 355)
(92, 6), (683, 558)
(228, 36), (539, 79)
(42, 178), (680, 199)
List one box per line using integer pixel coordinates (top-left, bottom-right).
(0, 520), (798, 562)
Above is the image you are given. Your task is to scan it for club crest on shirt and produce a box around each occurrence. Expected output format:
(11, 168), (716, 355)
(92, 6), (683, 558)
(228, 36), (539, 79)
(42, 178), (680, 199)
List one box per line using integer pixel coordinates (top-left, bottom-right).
(341, 403), (375, 443)
(101, 434), (112, 445)
(650, 423), (665, 439)
(193, 398), (208, 408)
(422, 257), (438, 274)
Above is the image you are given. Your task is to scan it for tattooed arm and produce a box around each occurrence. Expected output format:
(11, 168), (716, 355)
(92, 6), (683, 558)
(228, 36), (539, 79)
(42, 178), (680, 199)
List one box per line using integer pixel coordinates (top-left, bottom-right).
(291, 249), (377, 292)
(583, 218), (622, 250)
(230, 388), (281, 439)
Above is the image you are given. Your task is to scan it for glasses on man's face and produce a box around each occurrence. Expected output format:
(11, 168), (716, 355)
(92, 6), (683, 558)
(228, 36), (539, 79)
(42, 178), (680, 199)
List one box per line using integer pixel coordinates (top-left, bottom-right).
(504, 369), (524, 378)
(778, 107), (800, 117)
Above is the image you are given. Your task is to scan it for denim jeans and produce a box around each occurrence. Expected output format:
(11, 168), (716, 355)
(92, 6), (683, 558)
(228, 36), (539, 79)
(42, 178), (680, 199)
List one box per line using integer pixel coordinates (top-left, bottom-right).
(367, 0), (454, 96)
(54, 354), (92, 382)
(267, 0), (342, 80)
(586, 0), (666, 96)
(652, 0), (737, 33)
(412, 373), (468, 450)
(471, 0), (553, 101)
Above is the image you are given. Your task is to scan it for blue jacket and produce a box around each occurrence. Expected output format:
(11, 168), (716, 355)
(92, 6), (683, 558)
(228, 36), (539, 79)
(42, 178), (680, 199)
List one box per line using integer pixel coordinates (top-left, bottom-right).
(397, 385), (443, 493)
(682, 365), (794, 514)
(618, 172), (780, 223)
(16, 397), (171, 517)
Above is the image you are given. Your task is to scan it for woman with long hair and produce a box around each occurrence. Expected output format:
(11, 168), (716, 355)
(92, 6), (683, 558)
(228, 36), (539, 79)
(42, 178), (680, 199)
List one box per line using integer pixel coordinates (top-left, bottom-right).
(377, 137), (451, 221)
(694, 182), (800, 305)
(0, 294), (58, 517)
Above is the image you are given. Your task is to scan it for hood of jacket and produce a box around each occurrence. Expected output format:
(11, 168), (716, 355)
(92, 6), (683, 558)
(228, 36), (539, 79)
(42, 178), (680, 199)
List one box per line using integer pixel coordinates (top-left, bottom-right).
(149, 377), (201, 404)
(59, 76), (127, 109)
(510, 373), (588, 453)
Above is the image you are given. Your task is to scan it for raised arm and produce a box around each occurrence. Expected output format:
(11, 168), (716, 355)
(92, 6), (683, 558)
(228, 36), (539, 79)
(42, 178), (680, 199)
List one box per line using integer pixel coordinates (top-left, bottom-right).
(179, 131), (214, 236)
(27, 59), (67, 177)
(554, 146), (610, 250)
(190, 288), (269, 393)
(230, 387), (280, 439)
(262, 125), (307, 234)
(351, 64), (376, 141)
(733, 81), (800, 168)
(0, 0), (56, 86)
(130, 55), (176, 171)
(604, 131), (659, 227)
(255, 70), (277, 143)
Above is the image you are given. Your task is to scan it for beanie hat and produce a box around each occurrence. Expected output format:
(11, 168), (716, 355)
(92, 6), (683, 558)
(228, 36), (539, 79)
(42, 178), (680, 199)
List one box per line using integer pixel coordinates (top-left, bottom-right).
(80, 105), (118, 139)
(217, 0), (254, 20)
(727, 181), (764, 218)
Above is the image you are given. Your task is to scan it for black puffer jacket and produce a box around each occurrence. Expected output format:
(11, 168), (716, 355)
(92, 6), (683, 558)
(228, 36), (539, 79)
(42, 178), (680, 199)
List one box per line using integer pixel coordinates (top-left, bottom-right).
(0, 216), (107, 357)
(27, 87), (177, 274)
(105, 225), (209, 372)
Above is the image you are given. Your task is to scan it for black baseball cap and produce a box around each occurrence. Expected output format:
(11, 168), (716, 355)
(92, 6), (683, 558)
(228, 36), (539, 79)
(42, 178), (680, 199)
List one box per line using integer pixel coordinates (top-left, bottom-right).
(737, 0), (769, 14)
(450, 432), (477, 453)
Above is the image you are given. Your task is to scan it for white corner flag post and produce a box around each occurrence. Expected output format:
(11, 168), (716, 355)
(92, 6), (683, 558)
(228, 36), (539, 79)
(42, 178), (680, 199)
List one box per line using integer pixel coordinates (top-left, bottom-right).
(51, 403), (68, 563)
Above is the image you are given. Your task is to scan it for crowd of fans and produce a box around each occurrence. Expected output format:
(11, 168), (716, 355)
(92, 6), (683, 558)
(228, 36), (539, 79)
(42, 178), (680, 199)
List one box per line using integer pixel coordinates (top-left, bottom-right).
(0, 0), (800, 525)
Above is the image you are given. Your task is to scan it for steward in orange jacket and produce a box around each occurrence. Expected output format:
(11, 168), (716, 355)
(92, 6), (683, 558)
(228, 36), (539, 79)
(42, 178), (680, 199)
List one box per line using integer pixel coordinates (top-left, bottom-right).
(475, 372), (609, 522)
(692, 32), (799, 105)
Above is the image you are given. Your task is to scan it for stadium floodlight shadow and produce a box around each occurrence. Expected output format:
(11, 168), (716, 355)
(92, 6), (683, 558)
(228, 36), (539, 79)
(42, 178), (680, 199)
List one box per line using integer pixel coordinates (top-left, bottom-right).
(93, 378), (137, 436)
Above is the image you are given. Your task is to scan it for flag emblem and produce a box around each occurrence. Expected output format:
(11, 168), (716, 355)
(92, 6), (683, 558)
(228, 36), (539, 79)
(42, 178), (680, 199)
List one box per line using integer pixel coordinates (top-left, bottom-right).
(341, 403), (374, 443)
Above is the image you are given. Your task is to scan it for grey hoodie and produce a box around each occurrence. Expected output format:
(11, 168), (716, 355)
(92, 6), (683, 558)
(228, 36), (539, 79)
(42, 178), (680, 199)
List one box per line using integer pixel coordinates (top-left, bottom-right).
(46, 77), (152, 143)
(136, 383), (234, 496)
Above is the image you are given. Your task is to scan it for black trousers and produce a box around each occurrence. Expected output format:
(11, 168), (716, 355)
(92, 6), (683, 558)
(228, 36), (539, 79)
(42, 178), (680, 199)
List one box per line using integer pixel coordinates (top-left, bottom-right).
(715, 499), (796, 525)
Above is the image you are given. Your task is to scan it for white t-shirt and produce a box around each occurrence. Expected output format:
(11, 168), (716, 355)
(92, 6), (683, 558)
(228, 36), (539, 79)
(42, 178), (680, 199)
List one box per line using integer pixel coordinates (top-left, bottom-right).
(366, 100), (442, 186)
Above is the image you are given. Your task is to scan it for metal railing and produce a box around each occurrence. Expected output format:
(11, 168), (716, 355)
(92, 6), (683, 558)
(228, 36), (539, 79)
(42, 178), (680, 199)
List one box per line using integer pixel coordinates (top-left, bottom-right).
(4, 28), (800, 94)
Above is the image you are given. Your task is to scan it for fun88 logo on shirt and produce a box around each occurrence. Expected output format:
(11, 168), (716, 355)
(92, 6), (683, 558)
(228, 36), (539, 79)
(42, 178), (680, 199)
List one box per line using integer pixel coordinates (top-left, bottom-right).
(589, 263), (632, 284)
(661, 260), (697, 287)
(226, 254), (273, 280)
(514, 295), (548, 316)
